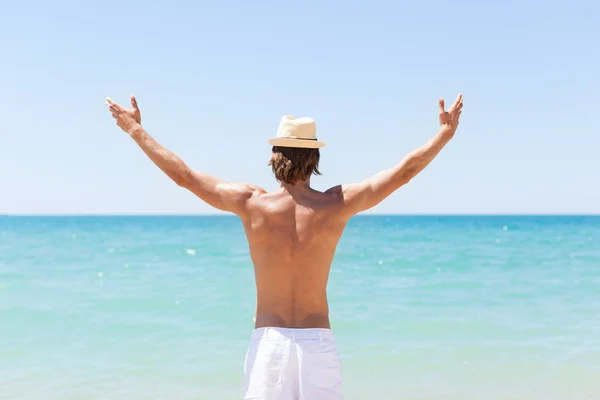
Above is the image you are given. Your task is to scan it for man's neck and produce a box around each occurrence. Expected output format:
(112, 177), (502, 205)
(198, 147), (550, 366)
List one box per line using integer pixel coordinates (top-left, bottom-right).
(280, 179), (311, 192)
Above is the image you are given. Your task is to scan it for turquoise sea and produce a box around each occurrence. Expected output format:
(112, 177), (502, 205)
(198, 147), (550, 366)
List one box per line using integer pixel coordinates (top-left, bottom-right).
(1, 216), (599, 399)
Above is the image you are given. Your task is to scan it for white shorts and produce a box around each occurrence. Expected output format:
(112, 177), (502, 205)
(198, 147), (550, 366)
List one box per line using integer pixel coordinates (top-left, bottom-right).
(244, 327), (344, 400)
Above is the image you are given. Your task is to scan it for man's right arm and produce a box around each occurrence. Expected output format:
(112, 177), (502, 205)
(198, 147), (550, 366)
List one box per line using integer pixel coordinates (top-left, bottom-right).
(106, 96), (263, 217)
(328, 94), (463, 216)
(128, 125), (261, 215)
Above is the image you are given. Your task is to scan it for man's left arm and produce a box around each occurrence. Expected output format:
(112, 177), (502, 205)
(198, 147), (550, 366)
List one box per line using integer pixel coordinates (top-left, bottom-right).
(106, 97), (261, 216)
(326, 94), (463, 217)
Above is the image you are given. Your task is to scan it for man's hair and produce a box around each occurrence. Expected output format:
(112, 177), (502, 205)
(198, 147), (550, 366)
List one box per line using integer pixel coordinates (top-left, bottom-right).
(268, 146), (321, 185)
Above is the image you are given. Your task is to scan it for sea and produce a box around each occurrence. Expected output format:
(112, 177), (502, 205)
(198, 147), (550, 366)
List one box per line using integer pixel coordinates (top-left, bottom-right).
(1, 215), (599, 400)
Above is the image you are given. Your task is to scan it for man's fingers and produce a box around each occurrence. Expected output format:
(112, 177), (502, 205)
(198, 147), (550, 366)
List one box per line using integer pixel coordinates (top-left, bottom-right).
(447, 94), (463, 115)
(131, 96), (139, 111)
(450, 93), (462, 111)
(105, 97), (124, 111)
(108, 105), (122, 114)
(439, 98), (445, 114)
(106, 97), (118, 107)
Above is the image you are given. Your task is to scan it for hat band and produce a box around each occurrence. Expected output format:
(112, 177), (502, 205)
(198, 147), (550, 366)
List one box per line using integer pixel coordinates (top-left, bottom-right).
(279, 136), (317, 141)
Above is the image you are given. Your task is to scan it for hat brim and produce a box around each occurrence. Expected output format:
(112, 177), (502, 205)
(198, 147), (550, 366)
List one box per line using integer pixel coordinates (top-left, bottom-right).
(268, 138), (325, 149)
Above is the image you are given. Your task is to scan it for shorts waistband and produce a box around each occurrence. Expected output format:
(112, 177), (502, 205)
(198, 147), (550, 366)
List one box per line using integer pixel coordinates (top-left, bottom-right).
(251, 326), (335, 342)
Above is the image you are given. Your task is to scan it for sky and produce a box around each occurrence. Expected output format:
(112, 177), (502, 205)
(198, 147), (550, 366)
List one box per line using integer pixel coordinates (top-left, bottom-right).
(1, 0), (598, 215)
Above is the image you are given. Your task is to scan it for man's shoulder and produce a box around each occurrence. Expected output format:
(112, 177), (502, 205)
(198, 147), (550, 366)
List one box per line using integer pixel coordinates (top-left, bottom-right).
(241, 184), (267, 198)
(323, 185), (343, 196)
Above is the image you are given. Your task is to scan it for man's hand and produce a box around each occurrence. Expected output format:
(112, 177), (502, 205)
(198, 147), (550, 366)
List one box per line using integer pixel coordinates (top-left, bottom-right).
(105, 96), (142, 135)
(438, 93), (463, 137)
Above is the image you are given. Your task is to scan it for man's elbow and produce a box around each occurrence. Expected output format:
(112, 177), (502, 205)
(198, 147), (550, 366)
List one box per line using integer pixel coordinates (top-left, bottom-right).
(172, 169), (192, 188)
(397, 173), (414, 187)
(173, 176), (186, 187)
(396, 163), (420, 187)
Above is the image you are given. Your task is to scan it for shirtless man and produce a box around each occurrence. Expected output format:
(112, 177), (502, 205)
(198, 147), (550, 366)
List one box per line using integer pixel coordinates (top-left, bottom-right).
(105, 93), (463, 400)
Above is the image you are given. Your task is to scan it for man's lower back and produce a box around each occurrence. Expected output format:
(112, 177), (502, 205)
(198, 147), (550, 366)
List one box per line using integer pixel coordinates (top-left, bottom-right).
(254, 310), (332, 330)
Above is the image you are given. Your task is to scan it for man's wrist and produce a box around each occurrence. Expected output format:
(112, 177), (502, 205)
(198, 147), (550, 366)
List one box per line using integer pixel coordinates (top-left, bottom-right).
(127, 124), (145, 138)
(439, 125), (456, 140)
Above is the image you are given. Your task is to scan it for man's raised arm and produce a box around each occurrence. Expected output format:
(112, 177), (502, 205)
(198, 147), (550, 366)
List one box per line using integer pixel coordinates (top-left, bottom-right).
(105, 96), (261, 216)
(328, 94), (463, 216)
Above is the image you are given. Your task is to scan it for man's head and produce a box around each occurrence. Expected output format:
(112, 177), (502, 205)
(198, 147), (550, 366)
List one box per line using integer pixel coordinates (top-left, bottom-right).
(269, 146), (321, 185)
(267, 116), (325, 185)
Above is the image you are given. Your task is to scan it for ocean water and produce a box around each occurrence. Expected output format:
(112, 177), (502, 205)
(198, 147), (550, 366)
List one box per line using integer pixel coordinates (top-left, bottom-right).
(1, 215), (599, 400)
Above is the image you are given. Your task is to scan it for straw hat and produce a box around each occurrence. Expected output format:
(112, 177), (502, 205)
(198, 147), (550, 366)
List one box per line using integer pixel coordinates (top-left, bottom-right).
(268, 115), (325, 149)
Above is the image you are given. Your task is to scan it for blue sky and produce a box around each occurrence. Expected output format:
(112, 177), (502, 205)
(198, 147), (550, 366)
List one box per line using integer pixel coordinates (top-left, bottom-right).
(1, 1), (598, 215)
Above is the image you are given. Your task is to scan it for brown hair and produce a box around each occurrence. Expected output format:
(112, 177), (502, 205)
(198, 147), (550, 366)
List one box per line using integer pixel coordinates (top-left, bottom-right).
(268, 146), (322, 185)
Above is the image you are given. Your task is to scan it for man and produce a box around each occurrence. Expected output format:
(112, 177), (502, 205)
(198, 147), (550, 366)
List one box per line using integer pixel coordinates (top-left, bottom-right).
(105, 93), (463, 400)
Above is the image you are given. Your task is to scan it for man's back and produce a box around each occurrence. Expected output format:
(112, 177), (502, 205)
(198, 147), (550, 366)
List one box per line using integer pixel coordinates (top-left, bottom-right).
(243, 186), (348, 329)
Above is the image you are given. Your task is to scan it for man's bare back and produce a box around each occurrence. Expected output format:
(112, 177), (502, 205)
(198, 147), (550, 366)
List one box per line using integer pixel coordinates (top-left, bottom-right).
(106, 94), (463, 331)
(243, 185), (348, 329)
